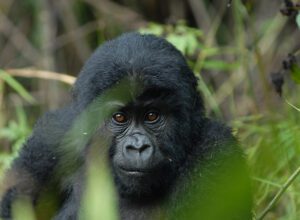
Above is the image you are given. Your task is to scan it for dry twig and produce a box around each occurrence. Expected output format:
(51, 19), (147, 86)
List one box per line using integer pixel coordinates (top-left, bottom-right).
(5, 69), (76, 85)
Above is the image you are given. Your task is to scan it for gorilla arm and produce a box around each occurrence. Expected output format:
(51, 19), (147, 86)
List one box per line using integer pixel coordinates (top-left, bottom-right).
(0, 107), (75, 219)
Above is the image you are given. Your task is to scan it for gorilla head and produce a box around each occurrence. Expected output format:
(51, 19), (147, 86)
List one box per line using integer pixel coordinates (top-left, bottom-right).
(71, 33), (205, 201)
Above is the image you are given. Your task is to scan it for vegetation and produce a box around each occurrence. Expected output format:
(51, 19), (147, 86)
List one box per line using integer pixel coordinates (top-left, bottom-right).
(0, 0), (300, 219)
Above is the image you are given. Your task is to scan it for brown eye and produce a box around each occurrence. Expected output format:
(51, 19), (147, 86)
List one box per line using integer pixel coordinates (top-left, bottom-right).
(145, 111), (159, 122)
(112, 112), (127, 124)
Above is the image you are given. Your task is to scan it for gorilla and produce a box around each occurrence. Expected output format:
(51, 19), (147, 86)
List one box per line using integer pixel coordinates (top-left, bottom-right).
(0, 33), (252, 219)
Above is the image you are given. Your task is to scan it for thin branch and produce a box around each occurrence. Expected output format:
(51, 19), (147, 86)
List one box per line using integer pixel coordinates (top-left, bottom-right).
(84, 0), (146, 30)
(284, 98), (300, 112)
(257, 166), (300, 220)
(5, 69), (76, 85)
(55, 0), (91, 62)
(187, 0), (211, 33)
(51, 21), (104, 50)
(39, 0), (59, 109)
(0, 13), (41, 65)
(40, 0), (56, 70)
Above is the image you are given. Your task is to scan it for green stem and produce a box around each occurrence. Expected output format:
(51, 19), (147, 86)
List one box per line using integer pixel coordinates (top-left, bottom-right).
(257, 166), (300, 220)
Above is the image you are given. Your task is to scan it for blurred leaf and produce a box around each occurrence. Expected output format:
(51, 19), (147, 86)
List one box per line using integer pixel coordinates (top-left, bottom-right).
(0, 70), (36, 104)
(201, 47), (221, 57)
(202, 60), (240, 71)
(0, 122), (19, 140)
(80, 160), (118, 220)
(296, 12), (300, 29)
(139, 23), (164, 35)
(291, 63), (300, 84)
(166, 32), (203, 56)
(0, 106), (31, 152)
(139, 22), (203, 56)
(12, 197), (36, 220)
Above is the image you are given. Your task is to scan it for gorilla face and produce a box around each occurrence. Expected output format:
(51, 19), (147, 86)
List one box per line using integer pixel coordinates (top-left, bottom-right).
(71, 32), (205, 200)
(106, 88), (187, 199)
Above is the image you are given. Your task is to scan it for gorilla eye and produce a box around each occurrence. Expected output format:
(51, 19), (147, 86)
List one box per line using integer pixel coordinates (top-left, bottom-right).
(112, 112), (128, 124)
(145, 111), (160, 123)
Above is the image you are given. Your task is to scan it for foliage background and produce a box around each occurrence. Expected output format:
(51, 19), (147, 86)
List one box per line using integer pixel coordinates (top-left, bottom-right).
(0, 0), (300, 219)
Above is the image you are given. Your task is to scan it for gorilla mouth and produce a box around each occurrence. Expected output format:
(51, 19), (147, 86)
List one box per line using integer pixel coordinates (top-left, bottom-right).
(118, 166), (153, 177)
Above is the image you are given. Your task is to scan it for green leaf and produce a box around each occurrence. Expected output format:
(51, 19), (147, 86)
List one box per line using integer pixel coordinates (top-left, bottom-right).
(201, 47), (221, 57)
(139, 23), (164, 36)
(0, 69), (35, 103)
(139, 22), (203, 57)
(291, 63), (300, 84)
(202, 60), (240, 71)
(167, 34), (187, 53)
(296, 12), (300, 29)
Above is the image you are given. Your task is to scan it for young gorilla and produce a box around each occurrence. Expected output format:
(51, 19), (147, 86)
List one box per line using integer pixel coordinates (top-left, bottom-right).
(0, 33), (252, 219)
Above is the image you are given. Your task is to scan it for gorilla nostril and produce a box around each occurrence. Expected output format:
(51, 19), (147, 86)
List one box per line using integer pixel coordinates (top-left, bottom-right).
(125, 144), (150, 153)
(126, 145), (136, 152)
(139, 144), (151, 153)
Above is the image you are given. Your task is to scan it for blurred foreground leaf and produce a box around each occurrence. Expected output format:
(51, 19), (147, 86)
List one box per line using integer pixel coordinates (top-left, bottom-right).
(0, 107), (31, 152)
(0, 70), (36, 104)
(202, 60), (240, 71)
(80, 160), (118, 220)
(12, 197), (36, 220)
(296, 12), (300, 29)
(291, 63), (300, 84)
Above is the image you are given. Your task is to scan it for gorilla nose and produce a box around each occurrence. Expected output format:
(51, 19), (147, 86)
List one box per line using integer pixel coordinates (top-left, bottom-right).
(123, 135), (153, 161)
(124, 144), (153, 161)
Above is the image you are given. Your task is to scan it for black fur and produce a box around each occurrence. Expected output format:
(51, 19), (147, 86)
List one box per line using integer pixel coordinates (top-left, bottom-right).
(0, 33), (252, 219)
